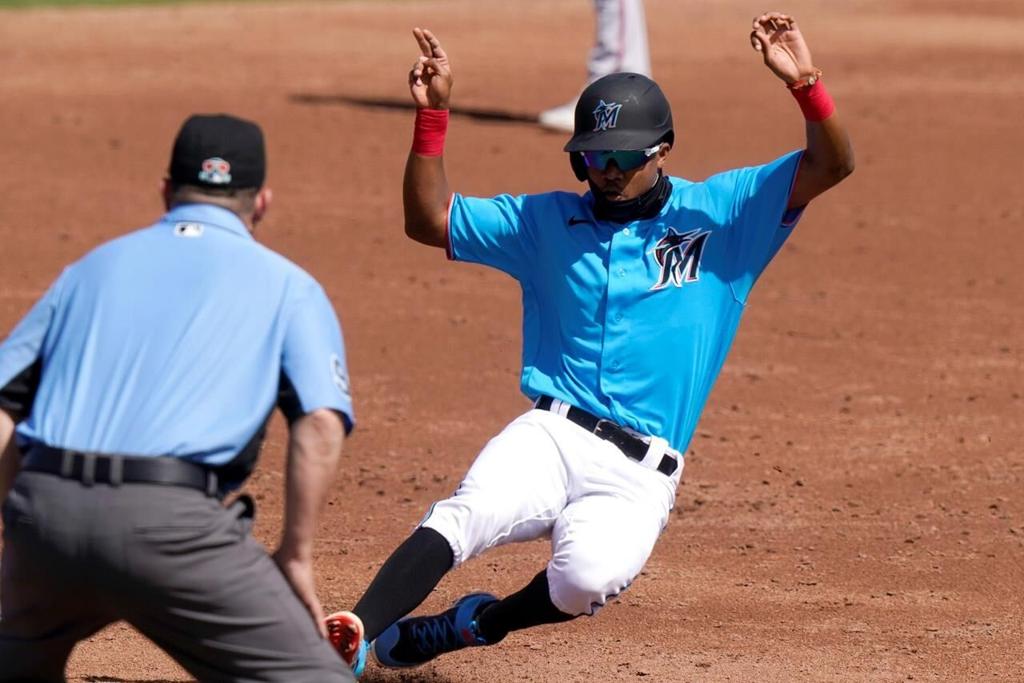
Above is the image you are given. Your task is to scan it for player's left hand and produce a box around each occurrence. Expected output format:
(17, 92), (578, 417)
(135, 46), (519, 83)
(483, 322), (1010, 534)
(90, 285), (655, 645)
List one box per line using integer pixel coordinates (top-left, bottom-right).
(273, 549), (328, 638)
(750, 12), (815, 85)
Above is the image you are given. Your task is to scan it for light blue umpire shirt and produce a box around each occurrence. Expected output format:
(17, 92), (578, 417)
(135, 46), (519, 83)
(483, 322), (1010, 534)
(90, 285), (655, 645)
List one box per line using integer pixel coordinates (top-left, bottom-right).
(446, 151), (803, 455)
(0, 203), (354, 478)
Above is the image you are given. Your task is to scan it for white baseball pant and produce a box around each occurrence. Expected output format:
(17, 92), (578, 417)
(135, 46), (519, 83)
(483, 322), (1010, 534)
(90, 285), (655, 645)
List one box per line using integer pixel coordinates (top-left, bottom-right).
(421, 408), (682, 617)
(589, 0), (652, 81)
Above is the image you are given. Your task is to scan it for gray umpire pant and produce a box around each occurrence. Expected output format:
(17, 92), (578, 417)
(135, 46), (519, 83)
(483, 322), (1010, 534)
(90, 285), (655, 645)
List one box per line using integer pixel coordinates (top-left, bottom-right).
(0, 471), (352, 682)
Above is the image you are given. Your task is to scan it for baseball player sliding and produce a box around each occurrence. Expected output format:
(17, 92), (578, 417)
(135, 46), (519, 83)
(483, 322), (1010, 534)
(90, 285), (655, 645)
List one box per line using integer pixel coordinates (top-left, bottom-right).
(327, 11), (854, 677)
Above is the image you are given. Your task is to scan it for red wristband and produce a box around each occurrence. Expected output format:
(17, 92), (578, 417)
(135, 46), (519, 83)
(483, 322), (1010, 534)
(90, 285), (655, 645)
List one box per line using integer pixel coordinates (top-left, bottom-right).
(790, 79), (835, 123)
(412, 108), (449, 156)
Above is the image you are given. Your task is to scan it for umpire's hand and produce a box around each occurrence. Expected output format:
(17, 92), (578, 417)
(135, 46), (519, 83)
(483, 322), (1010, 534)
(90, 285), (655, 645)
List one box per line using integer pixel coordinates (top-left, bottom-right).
(274, 549), (328, 637)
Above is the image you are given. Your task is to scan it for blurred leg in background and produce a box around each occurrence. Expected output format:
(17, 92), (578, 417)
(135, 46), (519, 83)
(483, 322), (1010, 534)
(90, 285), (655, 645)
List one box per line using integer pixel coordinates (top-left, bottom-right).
(539, 0), (652, 133)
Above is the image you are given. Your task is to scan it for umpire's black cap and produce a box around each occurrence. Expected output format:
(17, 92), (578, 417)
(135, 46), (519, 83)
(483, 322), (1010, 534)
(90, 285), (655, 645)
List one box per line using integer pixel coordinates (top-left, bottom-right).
(169, 114), (266, 189)
(564, 73), (674, 152)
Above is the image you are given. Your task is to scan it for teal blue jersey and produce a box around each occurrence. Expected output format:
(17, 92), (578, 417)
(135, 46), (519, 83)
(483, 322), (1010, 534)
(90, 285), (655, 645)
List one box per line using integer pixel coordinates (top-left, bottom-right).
(447, 151), (803, 454)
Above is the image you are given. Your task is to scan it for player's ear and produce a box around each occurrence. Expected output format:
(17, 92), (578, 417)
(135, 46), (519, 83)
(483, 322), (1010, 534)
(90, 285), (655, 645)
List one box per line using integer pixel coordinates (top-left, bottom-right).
(656, 143), (671, 169)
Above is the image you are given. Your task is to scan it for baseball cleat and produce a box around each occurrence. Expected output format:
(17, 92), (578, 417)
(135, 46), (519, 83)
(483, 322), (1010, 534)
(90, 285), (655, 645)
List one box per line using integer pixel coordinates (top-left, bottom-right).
(538, 101), (577, 133)
(325, 610), (368, 678)
(372, 592), (498, 668)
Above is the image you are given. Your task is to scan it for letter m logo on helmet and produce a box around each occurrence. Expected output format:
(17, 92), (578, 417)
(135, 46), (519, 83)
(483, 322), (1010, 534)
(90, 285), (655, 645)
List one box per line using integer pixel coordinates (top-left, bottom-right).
(592, 100), (623, 132)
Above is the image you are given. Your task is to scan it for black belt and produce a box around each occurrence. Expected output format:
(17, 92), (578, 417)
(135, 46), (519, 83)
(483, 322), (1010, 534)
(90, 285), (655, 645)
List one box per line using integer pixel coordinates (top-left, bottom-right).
(22, 445), (219, 496)
(534, 396), (679, 476)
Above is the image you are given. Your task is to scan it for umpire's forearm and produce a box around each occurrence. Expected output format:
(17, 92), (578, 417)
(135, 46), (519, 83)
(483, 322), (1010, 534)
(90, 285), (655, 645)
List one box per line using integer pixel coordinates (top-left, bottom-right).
(0, 409), (20, 502)
(279, 408), (345, 560)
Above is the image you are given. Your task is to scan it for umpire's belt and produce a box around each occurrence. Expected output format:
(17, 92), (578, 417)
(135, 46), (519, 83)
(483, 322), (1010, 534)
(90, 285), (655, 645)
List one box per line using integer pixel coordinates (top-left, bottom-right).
(534, 396), (680, 477)
(22, 445), (219, 496)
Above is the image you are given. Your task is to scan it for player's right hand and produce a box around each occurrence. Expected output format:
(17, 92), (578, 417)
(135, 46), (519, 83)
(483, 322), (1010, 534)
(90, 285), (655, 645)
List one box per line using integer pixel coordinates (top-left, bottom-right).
(410, 28), (452, 110)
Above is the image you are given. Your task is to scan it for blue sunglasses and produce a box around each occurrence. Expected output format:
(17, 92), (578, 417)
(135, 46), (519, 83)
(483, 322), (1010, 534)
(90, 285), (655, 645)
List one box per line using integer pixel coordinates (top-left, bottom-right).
(581, 144), (662, 172)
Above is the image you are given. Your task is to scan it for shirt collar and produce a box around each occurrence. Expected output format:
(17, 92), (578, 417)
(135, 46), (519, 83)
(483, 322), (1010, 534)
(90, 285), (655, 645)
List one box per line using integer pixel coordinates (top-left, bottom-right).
(162, 203), (253, 240)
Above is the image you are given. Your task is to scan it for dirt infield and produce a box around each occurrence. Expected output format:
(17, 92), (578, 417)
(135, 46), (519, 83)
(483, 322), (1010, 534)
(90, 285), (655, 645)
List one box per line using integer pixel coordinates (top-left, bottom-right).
(1, 0), (1022, 680)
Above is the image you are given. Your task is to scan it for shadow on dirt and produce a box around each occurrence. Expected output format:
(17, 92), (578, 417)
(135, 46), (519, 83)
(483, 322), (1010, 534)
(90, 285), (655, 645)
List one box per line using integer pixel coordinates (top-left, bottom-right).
(289, 93), (540, 126)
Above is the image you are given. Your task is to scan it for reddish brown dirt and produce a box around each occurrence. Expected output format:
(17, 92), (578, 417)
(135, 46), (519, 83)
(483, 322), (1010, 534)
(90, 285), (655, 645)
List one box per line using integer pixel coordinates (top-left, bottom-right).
(1, 1), (1023, 681)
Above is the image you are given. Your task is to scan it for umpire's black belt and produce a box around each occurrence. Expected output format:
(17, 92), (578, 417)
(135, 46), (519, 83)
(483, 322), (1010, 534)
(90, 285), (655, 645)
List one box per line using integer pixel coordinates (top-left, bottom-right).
(534, 396), (680, 477)
(22, 445), (219, 496)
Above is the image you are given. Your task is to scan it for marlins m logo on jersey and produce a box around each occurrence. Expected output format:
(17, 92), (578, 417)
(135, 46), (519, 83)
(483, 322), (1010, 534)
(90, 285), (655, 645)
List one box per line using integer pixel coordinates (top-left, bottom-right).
(649, 227), (712, 291)
(592, 100), (623, 131)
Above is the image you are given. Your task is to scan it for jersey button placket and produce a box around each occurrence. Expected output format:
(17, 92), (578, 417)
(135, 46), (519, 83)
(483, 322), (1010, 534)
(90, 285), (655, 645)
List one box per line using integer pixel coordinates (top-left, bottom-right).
(601, 229), (632, 384)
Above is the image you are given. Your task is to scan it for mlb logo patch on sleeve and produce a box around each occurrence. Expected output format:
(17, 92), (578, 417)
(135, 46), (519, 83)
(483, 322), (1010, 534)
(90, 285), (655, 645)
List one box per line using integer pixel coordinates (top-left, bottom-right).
(330, 354), (350, 396)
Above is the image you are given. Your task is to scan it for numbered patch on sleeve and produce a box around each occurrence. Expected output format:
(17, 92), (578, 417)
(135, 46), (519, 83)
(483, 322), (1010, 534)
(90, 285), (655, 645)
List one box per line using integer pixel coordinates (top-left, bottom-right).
(330, 354), (350, 397)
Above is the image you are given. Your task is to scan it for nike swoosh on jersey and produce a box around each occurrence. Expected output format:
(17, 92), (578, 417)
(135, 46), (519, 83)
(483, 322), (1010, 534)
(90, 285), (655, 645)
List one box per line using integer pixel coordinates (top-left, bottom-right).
(567, 216), (592, 226)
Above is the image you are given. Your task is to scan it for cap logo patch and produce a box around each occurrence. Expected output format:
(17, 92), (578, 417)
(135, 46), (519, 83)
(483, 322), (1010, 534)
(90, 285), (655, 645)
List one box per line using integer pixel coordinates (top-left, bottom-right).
(198, 157), (232, 185)
(592, 100), (623, 132)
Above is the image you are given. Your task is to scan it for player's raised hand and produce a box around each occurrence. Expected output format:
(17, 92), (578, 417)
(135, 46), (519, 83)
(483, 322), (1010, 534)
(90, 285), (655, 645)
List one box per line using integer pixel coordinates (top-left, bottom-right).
(410, 28), (452, 110)
(750, 12), (815, 85)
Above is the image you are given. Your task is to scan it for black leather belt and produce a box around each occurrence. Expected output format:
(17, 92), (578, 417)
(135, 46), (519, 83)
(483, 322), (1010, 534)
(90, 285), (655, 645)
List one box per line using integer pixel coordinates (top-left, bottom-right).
(22, 445), (219, 496)
(534, 396), (679, 476)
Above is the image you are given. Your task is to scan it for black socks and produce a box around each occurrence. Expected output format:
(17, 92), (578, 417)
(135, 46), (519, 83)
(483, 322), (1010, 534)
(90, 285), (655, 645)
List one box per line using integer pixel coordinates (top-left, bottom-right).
(352, 529), (576, 645)
(353, 526), (454, 641)
(475, 570), (576, 644)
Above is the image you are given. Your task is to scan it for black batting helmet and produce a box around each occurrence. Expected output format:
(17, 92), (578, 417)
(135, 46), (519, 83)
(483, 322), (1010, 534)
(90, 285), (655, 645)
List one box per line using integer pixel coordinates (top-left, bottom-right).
(565, 73), (674, 152)
(565, 73), (674, 181)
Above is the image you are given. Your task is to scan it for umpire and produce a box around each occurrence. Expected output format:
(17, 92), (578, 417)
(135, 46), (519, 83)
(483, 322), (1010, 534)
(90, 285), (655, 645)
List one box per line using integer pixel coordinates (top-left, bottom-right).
(0, 114), (355, 681)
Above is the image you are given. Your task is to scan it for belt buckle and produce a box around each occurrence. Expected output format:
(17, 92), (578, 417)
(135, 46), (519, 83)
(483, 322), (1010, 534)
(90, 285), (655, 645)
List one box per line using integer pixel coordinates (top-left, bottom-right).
(592, 419), (617, 440)
(620, 424), (650, 445)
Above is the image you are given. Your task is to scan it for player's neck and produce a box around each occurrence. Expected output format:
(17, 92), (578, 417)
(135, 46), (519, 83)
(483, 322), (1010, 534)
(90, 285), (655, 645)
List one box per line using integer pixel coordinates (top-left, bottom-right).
(590, 172), (671, 224)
